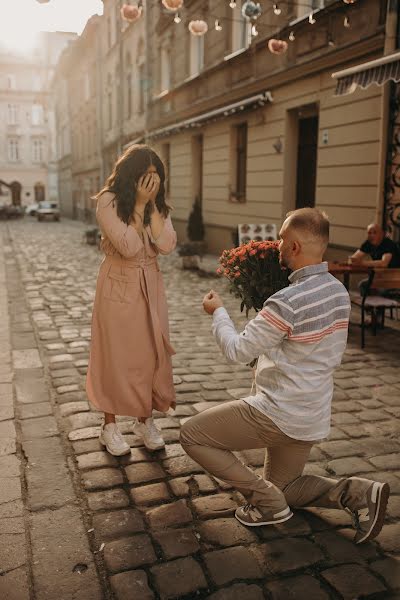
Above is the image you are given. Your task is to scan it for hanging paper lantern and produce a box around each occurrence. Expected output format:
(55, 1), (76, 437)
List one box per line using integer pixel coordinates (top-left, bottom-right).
(241, 1), (262, 20)
(268, 39), (288, 55)
(188, 20), (208, 36)
(162, 0), (183, 11)
(120, 4), (143, 23)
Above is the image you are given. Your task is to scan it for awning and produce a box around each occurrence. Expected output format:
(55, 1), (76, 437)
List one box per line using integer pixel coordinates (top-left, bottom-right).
(332, 51), (400, 96)
(147, 90), (273, 141)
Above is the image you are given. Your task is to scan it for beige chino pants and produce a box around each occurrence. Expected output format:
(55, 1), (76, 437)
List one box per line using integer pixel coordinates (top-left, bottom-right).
(180, 400), (373, 513)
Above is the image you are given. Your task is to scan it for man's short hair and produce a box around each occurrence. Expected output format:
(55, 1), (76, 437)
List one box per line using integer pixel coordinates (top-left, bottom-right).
(286, 207), (330, 244)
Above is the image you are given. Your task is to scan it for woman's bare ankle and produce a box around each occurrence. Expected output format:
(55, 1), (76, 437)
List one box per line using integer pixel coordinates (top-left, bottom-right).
(104, 413), (116, 425)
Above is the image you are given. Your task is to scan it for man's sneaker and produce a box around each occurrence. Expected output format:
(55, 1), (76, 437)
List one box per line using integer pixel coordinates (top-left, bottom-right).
(99, 423), (131, 456)
(134, 417), (165, 451)
(235, 504), (293, 527)
(350, 481), (390, 544)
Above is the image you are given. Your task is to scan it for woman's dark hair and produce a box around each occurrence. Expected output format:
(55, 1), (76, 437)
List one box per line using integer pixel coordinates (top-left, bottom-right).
(94, 144), (171, 226)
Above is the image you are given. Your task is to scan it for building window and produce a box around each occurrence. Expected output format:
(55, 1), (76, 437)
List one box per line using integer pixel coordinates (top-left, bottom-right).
(8, 138), (20, 162)
(161, 143), (170, 196)
(190, 36), (204, 77)
(138, 64), (145, 113)
(233, 123), (247, 202)
(34, 183), (45, 203)
(231, 1), (251, 53)
(32, 104), (44, 125)
(108, 91), (113, 128)
(297, 0), (326, 18)
(7, 104), (19, 125)
(84, 73), (90, 101)
(107, 17), (112, 49)
(115, 4), (120, 41)
(33, 74), (41, 91)
(7, 74), (16, 89)
(32, 139), (44, 163)
(160, 46), (171, 92)
(126, 73), (132, 119)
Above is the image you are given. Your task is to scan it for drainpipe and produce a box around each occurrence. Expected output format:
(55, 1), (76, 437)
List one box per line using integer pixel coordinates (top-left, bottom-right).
(143, 0), (150, 144)
(376, 0), (399, 225)
(118, 0), (124, 156)
(96, 20), (106, 185)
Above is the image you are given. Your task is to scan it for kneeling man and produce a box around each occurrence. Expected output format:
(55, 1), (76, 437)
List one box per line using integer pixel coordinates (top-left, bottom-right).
(180, 208), (389, 544)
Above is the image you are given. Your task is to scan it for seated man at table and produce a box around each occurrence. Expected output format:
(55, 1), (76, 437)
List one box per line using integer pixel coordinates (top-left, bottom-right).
(351, 223), (400, 300)
(351, 223), (400, 269)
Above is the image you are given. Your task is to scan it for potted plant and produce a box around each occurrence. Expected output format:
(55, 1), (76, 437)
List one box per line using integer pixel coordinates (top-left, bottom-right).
(178, 198), (206, 269)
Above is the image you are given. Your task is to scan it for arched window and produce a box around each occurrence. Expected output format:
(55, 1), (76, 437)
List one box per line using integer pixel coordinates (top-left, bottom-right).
(34, 182), (45, 203)
(136, 39), (145, 114)
(126, 52), (133, 119)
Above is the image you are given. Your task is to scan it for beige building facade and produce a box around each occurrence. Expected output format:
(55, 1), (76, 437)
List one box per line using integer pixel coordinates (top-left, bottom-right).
(54, 1), (146, 221)
(0, 31), (76, 207)
(146, 0), (388, 256)
(53, 0), (396, 258)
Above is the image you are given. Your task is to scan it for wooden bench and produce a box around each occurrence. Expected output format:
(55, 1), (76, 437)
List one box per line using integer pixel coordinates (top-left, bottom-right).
(350, 268), (400, 348)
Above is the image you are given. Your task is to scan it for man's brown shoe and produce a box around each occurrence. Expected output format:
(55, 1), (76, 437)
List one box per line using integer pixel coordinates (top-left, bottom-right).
(235, 504), (293, 527)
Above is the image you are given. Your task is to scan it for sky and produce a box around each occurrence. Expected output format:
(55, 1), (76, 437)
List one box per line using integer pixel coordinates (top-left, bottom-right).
(0, 0), (103, 51)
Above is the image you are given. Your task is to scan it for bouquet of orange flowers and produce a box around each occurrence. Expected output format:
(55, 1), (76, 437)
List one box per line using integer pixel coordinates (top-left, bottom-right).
(217, 240), (289, 316)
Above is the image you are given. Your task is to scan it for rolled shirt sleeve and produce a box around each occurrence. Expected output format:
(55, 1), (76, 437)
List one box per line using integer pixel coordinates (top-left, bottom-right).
(149, 215), (177, 255)
(96, 194), (144, 258)
(212, 297), (294, 364)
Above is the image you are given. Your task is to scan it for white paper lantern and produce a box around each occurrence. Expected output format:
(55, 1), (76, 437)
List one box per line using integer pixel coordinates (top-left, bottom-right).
(162, 0), (183, 11)
(188, 20), (208, 36)
(120, 4), (143, 23)
(267, 39), (288, 55)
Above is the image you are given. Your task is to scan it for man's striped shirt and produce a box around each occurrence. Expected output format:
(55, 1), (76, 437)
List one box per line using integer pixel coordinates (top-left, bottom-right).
(212, 262), (350, 441)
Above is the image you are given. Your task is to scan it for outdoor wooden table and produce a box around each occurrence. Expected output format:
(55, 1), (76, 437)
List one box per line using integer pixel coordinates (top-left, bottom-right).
(328, 262), (370, 291)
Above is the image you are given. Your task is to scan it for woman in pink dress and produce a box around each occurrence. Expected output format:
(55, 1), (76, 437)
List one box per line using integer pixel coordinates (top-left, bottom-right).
(86, 145), (177, 456)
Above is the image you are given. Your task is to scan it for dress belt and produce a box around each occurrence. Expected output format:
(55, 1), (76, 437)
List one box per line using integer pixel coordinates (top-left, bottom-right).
(106, 254), (159, 270)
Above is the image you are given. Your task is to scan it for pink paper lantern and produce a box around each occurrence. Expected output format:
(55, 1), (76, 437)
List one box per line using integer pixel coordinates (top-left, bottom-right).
(268, 39), (288, 55)
(162, 0), (183, 11)
(188, 20), (208, 36)
(120, 4), (143, 23)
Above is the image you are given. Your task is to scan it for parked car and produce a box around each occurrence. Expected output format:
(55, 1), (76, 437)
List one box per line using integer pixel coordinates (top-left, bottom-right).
(25, 202), (40, 216)
(37, 202), (60, 222)
(0, 203), (24, 220)
(6, 205), (24, 219)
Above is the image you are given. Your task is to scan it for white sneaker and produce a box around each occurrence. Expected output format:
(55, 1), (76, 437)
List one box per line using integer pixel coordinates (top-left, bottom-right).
(99, 423), (131, 456)
(134, 418), (165, 451)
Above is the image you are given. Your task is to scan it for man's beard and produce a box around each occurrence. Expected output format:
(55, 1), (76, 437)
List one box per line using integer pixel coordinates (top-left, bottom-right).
(279, 254), (289, 269)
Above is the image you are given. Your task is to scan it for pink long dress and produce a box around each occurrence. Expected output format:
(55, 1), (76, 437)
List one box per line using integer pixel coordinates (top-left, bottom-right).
(86, 194), (177, 417)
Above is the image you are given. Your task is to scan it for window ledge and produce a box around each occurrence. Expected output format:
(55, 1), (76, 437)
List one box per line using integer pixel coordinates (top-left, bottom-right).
(153, 89), (170, 100)
(224, 47), (249, 62)
(288, 1), (339, 26)
(229, 192), (246, 203)
(183, 72), (201, 84)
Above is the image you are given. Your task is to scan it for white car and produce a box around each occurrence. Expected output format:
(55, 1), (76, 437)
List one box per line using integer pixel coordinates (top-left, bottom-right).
(25, 202), (40, 216)
(37, 202), (60, 222)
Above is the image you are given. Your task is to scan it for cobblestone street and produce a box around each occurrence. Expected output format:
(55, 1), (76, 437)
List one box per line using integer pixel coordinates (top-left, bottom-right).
(0, 217), (399, 600)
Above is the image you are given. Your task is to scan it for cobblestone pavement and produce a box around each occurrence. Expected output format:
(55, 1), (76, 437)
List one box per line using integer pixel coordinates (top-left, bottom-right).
(0, 218), (399, 600)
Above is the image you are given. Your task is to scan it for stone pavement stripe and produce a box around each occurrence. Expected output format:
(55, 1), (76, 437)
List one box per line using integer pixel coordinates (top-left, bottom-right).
(0, 229), (29, 600)
(1, 225), (105, 600)
(30, 506), (102, 599)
